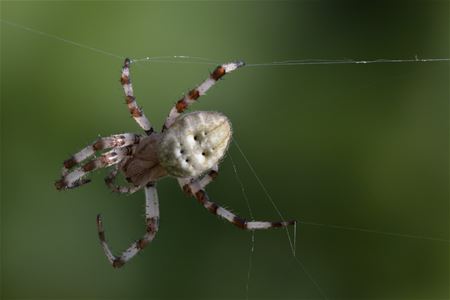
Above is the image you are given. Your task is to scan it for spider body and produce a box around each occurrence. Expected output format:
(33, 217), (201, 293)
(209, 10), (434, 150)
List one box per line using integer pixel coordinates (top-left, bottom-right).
(119, 133), (166, 187)
(159, 111), (232, 178)
(55, 58), (295, 268)
(112, 111), (231, 186)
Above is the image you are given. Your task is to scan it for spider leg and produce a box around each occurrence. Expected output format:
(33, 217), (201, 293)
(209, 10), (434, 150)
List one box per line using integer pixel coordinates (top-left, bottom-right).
(181, 180), (295, 230)
(60, 133), (141, 175)
(96, 183), (160, 268)
(104, 165), (142, 194)
(178, 165), (219, 194)
(55, 145), (136, 190)
(121, 58), (154, 135)
(197, 165), (219, 189)
(162, 61), (245, 131)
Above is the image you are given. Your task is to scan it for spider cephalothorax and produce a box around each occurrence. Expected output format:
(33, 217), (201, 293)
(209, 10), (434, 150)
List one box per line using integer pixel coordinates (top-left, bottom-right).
(55, 58), (295, 268)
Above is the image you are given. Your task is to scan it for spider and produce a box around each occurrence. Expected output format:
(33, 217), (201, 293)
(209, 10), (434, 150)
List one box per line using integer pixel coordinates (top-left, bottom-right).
(55, 58), (296, 268)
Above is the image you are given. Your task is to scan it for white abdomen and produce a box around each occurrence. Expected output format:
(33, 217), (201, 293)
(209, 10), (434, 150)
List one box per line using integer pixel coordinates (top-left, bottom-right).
(158, 111), (232, 178)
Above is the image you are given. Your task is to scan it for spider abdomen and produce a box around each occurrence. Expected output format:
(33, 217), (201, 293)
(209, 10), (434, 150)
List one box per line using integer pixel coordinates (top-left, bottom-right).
(158, 111), (232, 178)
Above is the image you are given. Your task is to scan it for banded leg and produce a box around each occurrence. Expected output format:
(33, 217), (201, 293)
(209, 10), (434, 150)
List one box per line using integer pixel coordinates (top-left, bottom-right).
(96, 183), (160, 268)
(179, 165), (219, 194)
(104, 165), (142, 194)
(162, 61), (245, 131)
(182, 183), (295, 230)
(121, 58), (154, 135)
(55, 145), (136, 190)
(60, 133), (141, 175)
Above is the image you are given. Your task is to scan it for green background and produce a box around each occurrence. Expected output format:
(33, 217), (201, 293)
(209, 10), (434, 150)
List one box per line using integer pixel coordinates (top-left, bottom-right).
(1, 1), (448, 299)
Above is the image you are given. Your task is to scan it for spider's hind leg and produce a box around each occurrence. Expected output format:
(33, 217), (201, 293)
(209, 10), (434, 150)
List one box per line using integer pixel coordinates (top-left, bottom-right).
(178, 165), (219, 194)
(181, 179), (295, 230)
(96, 183), (160, 268)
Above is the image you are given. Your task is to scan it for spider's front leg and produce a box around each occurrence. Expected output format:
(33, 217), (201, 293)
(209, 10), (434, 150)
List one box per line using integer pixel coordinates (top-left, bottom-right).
(96, 183), (160, 268)
(121, 58), (154, 135)
(162, 61), (245, 130)
(181, 176), (295, 230)
(60, 133), (141, 176)
(55, 145), (136, 190)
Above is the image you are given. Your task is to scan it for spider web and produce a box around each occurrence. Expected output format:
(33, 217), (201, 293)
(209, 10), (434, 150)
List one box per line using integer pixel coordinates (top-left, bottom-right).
(2, 19), (449, 68)
(1, 17), (449, 300)
(227, 137), (448, 300)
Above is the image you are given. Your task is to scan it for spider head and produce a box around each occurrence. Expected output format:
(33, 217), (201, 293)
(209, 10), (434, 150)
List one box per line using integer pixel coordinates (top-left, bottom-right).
(158, 111), (232, 178)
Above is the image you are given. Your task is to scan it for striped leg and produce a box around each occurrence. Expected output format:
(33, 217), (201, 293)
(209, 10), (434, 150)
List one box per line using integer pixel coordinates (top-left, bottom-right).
(104, 165), (142, 194)
(162, 61), (245, 131)
(61, 133), (141, 175)
(197, 165), (219, 188)
(121, 58), (154, 135)
(96, 183), (160, 268)
(55, 145), (135, 190)
(182, 181), (295, 230)
(179, 165), (219, 194)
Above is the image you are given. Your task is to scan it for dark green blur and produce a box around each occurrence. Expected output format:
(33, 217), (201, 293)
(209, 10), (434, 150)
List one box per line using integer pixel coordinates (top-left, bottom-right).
(1, 1), (448, 299)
